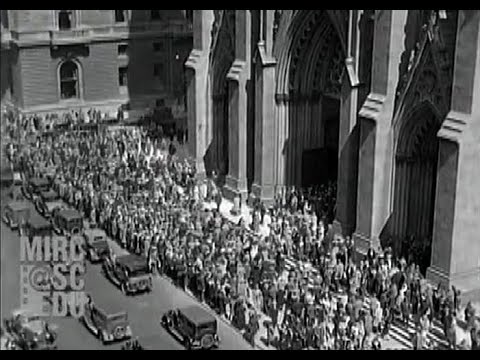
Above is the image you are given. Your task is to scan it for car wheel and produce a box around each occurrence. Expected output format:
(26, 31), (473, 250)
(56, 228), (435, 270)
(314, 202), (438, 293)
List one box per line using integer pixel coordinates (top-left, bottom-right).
(201, 334), (215, 350)
(183, 337), (191, 350)
(121, 283), (127, 295)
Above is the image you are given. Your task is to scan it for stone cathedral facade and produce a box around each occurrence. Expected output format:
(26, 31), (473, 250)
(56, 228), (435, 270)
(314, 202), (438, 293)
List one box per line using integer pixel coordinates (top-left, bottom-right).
(186, 10), (480, 300)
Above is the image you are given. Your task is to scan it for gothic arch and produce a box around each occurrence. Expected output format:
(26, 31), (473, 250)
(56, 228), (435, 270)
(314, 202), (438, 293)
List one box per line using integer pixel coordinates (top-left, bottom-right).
(272, 10), (348, 187)
(391, 100), (442, 272)
(275, 10), (348, 97)
(396, 100), (442, 158)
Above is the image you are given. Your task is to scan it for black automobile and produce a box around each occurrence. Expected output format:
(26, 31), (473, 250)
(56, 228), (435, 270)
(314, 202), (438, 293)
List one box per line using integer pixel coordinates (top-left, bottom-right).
(52, 209), (84, 236)
(83, 229), (111, 263)
(161, 305), (220, 350)
(22, 177), (50, 201)
(35, 190), (67, 219)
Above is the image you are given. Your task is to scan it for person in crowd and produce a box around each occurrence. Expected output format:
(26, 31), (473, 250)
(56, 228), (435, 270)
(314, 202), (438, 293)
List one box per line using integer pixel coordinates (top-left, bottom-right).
(9, 110), (470, 351)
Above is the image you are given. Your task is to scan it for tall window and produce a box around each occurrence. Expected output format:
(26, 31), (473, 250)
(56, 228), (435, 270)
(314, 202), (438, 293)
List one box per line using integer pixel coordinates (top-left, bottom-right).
(119, 67), (128, 87)
(115, 10), (127, 23)
(58, 10), (73, 30)
(60, 61), (80, 99)
(151, 10), (161, 21)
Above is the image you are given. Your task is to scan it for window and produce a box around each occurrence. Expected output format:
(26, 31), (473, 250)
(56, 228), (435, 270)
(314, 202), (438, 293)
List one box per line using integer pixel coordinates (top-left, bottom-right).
(59, 61), (80, 99)
(118, 67), (128, 87)
(118, 44), (128, 56)
(152, 41), (164, 53)
(150, 10), (161, 21)
(115, 10), (127, 23)
(58, 10), (73, 30)
(153, 63), (164, 78)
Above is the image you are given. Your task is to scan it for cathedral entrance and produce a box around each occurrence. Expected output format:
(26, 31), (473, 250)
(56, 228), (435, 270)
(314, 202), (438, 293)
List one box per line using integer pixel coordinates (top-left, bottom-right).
(301, 96), (339, 188)
(276, 10), (346, 190)
(391, 103), (440, 273)
(206, 11), (235, 183)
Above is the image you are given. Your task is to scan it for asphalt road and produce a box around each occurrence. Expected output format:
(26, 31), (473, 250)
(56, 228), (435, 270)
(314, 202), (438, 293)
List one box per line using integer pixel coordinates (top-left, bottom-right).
(0, 185), (253, 350)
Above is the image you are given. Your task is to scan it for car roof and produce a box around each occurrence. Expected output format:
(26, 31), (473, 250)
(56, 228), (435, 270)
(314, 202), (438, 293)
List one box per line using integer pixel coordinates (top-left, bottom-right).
(40, 189), (59, 199)
(89, 293), (127, 316)
(27, 216), (52, 229)
(57, 209), (82, 221)
(178, 305), (216, 327)
(85, 229), (107, 238)
(116, 254), (147, 270)
(29, 177), (50, 186)
(6, 201), (30, 211)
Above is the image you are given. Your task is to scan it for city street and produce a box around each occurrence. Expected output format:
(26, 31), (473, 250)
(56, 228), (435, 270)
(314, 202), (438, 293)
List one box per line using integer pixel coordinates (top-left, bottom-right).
(0, 186), (253, 350)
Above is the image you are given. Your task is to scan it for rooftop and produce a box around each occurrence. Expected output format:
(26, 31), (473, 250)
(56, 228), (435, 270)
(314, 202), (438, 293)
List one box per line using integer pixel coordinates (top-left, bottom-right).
(178, 305), (216, 327)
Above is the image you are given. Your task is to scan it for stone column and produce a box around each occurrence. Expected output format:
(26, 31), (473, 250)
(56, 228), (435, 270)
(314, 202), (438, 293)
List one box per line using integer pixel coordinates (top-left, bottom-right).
(185, 10), (214, 179)
(224, 10), (251, 202)
(252, 10), (276, 204)
(427, 10), (480, 300)
(353, 10), (408, 255)
(333, 10), (361, 238)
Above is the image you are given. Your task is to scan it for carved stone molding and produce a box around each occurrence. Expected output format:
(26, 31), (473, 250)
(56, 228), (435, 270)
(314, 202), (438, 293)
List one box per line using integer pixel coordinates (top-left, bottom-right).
(358, 93), (386, 122)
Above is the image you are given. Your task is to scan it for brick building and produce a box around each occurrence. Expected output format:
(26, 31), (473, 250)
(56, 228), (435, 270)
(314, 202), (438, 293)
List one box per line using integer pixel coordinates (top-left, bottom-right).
(0, 10), (193, 119)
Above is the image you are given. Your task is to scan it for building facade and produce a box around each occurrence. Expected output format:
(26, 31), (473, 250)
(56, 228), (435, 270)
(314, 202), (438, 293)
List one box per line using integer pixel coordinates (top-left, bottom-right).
(187, 10), (480, 300)
(0, 10), (193, 118)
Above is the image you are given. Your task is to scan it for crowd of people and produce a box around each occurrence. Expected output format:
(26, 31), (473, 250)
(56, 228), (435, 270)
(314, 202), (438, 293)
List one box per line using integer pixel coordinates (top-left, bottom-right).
(3, 108), (479, 351)
(2, 107), (118, 140)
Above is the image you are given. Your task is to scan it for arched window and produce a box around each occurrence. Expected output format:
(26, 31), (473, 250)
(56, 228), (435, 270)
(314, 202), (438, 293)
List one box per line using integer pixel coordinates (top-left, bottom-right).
(59, 61), (80, 99)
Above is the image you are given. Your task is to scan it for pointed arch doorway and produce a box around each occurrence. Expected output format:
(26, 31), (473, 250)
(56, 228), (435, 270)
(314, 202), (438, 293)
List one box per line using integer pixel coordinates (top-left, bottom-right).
(392, 102), (441, 272)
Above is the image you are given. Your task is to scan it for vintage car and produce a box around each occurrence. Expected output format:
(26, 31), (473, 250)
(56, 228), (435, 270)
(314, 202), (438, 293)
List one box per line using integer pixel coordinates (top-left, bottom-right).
(25, 216), (54, 239)
(3, 309), (58, 350)
(52, 208), (84, 235)
(2, 201), (30, 230)
(22, 177), (51, 201)
(83, 229), (111, 263)
(161, 305), (220, 350)
(35, 189), (67, 219)
(102, 254), (153, 295)
(80, 294), (132, 344)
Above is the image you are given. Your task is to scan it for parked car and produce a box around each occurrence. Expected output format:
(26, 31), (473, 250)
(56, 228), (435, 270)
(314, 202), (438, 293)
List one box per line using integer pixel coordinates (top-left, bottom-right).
(3, 309), (58, 350)
(35, 189), (67, 219)
(161, 305), (220, 350)
(80, 294), (132, 344)
(83, 229), (111, 263)
(25, 216), (54, 239)
(52, 208), (84, 236)
(22, 177), (50, 201)
(2, 201), (30, 230)
(102, 254), (152, 295)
